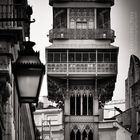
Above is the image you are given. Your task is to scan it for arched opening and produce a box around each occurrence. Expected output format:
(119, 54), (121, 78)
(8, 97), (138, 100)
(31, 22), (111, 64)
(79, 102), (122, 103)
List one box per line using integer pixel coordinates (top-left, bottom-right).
(70, 130), (75, 140)
(88, 130), (93, 140)
(82, 130), (87, 140)
(88, 94), (93, 115)
(0, 127), (2, 140)
(76, 94), (81, 115)
(70, 94), (75, 115)
(76, 130), (81, 140)
(83, 94), (87, 115)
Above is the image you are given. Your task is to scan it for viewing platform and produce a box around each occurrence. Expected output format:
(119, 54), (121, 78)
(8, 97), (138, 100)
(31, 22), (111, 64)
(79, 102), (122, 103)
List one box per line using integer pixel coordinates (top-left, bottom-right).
(49, 28), (115, 43)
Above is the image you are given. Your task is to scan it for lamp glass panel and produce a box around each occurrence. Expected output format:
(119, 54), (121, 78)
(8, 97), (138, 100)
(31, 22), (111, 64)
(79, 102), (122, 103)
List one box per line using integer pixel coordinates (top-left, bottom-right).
(17, 69), (41, 98)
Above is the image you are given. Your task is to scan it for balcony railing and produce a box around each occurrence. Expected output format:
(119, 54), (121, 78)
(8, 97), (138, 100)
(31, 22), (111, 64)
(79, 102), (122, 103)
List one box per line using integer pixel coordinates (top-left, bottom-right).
(49, 28), (115, 43)
(0, 4), (28, 40)
(0, 4), (27, 28)
(49, 0), (114, 6)
(47, 62), (117, 76)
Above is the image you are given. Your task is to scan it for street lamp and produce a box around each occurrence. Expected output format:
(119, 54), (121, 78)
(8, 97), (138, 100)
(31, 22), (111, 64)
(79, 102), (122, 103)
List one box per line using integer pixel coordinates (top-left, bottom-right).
(12, 41), (45, 103)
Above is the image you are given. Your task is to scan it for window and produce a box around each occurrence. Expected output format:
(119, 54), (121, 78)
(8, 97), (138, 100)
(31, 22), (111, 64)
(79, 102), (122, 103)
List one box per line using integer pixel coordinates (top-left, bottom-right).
(111, 53), (117, 62)
(97, 8), (110, 29)
(69, 8), (95, 29)
(88, 94), (93, 115)
(69, 84), (94, 116)
(70, 130), (75, 140)
(90, 53), (96, 62)
(0, 128), (2, 140)
(97, 53), (103, 62)
(48, 53), (53, 62)
(53, 8), (67, 29)
(71, 128), (93, 140)
(83, 94), (87, 115)
(76, 94), (81, 115)
(76, 53), (82, 62)
(104, 53), (110, 62)
(76, 22), (87, 29)
(68, 51), (98, 63)
(61, 53), (67, 62)
(48, 52), (68, 63)
(54, 53), (60, 62)
(69, 53), (75, 62)
(83, 53), (89, 62)
(82, 130), (87, 140)
(88, 130), (93, 140)
(76, 130), (81, 140)
(70, 95), (75, 115)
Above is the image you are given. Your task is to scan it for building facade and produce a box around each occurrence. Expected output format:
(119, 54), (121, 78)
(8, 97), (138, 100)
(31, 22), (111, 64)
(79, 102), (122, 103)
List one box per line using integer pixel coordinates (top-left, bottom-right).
(46, 0), (118, 140)
(125, 55), (140, 140)
(114, 55), (140, 140)
(0, 0), (37, 140)
(99, 121), (131, 140)
(34, 103), (64, 140)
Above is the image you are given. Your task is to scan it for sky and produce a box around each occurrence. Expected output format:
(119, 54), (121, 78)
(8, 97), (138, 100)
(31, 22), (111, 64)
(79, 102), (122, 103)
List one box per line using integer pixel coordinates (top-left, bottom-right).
(28, 0), (140, 102)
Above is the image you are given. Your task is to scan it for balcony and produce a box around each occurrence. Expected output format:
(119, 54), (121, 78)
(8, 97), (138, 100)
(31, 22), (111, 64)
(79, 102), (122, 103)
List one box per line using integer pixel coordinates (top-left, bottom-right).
(46, 49), (118, 77)
(49, 28), (115, 43)
(47, 62), (117, 77)
(49, 0), (114, 6)
(0, 4), (28, 41)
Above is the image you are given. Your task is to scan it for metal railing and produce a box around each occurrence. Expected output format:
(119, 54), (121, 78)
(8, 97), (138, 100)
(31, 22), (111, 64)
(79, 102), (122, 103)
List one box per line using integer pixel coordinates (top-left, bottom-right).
(49, 28), (115, 42)
(47, 62), (117, 75)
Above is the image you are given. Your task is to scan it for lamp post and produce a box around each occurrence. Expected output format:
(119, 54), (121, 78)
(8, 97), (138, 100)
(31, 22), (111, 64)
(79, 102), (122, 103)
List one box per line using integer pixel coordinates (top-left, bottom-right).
(12, 41), (45, 103)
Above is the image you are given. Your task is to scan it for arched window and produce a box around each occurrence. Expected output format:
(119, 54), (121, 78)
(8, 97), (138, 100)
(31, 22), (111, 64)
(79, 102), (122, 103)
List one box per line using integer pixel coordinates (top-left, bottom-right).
(76, 94), (81, 115)
(0, 128), (2, 140)
(88, 94), (93, 115)
(70, 130), (75, 140)
(82, 130), (87, 140)
(76, 130), (81, 140)
(97, 8), (110, 29)
(83, 94), (87, 115)
(53, 8), (67, 29)
(70, 95), (75, 115)
(88, 130), (93, 140)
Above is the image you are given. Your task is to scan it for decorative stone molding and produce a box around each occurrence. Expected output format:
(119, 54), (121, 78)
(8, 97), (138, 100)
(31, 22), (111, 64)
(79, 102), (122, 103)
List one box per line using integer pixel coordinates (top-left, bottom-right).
(70, 122), (94, 133)
(0, 41), (13, 103)
(0, 79), (12, 104)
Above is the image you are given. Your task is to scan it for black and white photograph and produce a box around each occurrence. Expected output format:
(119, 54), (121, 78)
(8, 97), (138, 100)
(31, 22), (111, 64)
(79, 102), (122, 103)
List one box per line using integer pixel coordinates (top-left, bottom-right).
(0, 0), (140, 140)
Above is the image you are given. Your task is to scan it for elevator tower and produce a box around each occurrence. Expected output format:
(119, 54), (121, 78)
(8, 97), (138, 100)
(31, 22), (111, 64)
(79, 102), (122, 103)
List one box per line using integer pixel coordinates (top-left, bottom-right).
(46, 0), (118, 140)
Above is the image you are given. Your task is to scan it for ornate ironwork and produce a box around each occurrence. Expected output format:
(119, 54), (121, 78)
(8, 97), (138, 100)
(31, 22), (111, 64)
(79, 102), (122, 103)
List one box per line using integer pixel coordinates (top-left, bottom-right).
(69, 8), (94, 21)
(47, 63), (117, 75)
(48, 77), (66, 108)
(98, 77), (116, 103)
(70, 123), (94, 132)
(49, 28), (115, 42)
